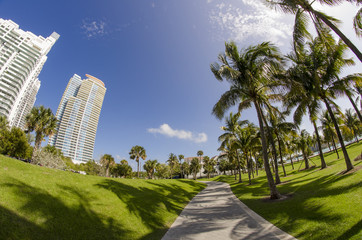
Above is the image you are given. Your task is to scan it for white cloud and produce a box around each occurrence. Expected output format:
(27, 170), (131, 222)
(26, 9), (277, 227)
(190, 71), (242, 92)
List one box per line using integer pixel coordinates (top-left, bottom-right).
(81, 19), (107, 38)
(151, 2), (155, 8)
(209, 1), (293, 45)
(148, 124), (208, 143)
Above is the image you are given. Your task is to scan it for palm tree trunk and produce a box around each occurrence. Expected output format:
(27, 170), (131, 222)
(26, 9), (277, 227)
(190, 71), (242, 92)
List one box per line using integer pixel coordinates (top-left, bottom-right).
(237, 153), (242, 183)
(276, 134), (287, 177)
(255, 101), (281, 199)
(313, 120), (327, 169)
(137, 159), (140, 178)
(250, 152), (255, 179)
(347, 94), (362, 122)
(312, 10), (362, 62)
(254, 153), (259, 176)
(303, 150), (309, 169)
(289, 153), (295, 170)
(260, 114), (281, 184)
(324, 99), (354, 171)
(331, 133), (339, 159)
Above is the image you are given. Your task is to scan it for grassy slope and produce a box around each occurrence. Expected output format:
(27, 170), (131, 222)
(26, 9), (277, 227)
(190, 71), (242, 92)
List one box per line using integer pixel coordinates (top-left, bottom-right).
(209, 141), (362, 240)
(0, 156), (205, 240)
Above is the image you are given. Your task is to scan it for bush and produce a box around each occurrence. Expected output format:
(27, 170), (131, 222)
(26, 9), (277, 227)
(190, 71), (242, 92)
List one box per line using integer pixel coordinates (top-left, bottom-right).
(32, 148), (66, 170)
(0, 127), (32, 159)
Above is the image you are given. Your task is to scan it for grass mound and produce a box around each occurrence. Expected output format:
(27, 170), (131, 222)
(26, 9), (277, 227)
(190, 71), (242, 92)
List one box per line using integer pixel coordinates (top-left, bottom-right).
(0, 156), (205, 240)
(210, 141), (362, 240)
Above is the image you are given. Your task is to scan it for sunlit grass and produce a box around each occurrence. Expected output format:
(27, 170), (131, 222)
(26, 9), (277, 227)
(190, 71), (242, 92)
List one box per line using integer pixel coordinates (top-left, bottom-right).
(0, 156), (205, 240)
(209, 141), (362, 240)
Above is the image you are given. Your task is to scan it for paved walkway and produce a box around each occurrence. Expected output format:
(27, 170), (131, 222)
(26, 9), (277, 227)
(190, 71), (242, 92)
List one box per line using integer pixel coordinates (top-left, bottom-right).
(162, 181), (297, 240)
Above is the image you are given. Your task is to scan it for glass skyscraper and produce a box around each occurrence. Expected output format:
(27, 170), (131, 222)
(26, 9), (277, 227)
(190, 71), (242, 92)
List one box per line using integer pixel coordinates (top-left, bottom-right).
(50, 74), (106, 163)
(0, 18), (59, 129)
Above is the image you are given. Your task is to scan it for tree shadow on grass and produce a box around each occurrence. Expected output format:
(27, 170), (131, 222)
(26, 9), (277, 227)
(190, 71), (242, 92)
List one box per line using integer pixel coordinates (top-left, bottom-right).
(230, 171), (361, 240)
(0, 178), (130, 240)
(96, 179), (204, 240)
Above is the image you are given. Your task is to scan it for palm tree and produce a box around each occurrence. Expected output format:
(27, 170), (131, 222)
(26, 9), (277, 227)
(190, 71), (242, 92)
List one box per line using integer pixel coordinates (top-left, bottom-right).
(129, 145), (147, 178)
(236, 124), (258, 185)
(167, 153), (178, 179)
(267, 111), (296, 176)
(344, 109), (361, 143)
(197, 150), (203, 177)
(266, 0), (362, 62)
(25, 106), (57, 159)
(296, 130), (313, 169)
(190, 157), (201, 180)
(286, 32), (354, 171)
(344, 78), (362, 122)
(218, 112), (248, 183)
(178, 154), (184, 178)
(143, 159), (158, 179)
(320, 110), (339, 157)
(211, 41), (283, 199)
(100, 154), (115, 177)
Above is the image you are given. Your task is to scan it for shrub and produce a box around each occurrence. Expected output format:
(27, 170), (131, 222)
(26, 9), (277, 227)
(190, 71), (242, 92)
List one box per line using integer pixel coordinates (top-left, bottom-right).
(0, 127), (32, 159)
(32, 148), (66, 170)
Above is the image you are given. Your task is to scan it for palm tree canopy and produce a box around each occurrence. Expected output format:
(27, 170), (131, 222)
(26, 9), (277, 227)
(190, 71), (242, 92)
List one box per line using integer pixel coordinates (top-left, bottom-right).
(25, 106), (57, 137)
(265, 0), (362, 61)
(129, 145), (147, 162)
(211, 41), (284, 120)
(100, 154), (115, 167)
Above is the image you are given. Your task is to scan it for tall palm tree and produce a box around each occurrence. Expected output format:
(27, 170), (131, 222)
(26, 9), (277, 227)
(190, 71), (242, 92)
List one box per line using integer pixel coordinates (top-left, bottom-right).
(211, 41), (283, 199)
(266, 0), (362, 62)
(25, 106), (57, 159)
(197, 150), (203, 177)
(129, 145), (147, 178)
(285, 32), (355, 171)
(100, 154), (115, 177)
(167, 153), (178, 179)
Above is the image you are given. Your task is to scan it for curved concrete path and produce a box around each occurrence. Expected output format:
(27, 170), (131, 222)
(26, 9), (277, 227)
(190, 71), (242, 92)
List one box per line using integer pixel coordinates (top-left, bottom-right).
(162, 181), (297, 240)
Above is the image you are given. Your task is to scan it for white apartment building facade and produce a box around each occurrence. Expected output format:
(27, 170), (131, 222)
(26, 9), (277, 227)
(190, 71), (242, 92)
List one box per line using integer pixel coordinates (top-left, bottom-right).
(50, 74), (106, 163)
(0, 18), (59, 129)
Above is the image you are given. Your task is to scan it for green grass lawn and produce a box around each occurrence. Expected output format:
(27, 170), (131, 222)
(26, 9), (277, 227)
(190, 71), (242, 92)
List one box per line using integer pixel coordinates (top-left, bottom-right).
(0, 156), (205, 240)
(208, 141), (362, 240)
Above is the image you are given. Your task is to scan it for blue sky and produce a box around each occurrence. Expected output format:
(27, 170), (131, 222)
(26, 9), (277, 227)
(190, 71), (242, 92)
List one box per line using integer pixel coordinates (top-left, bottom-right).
(1, 0), (360, 170)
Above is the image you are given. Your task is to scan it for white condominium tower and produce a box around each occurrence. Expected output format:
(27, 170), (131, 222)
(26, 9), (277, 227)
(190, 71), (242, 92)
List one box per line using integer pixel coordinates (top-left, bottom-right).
(50, 74), (106, 163)
(0, 18), (59, 129)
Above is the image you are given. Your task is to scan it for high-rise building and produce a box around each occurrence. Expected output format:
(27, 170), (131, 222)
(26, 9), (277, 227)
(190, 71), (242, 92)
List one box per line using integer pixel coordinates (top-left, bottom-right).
(0, 18), (59, 129)
(50, 74), (106, 163)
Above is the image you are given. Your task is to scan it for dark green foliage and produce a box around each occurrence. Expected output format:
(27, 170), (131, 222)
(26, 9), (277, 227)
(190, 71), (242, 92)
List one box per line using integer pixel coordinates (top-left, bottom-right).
(0, 126), (32, 159)
(113, 163), (133, 178)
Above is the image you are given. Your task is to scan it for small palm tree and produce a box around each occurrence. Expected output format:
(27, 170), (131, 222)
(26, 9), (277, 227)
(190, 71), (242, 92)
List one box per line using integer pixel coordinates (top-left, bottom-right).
(296, 130), (313, 169)
(129, 145), (147, 178)
(178, 154), (184, 178)
(143, 159), (158, 179)
(167, 153), (178, 179)
(25, 106), (57, 159)
(344, 109), (361, 143)
(100, 154), (115, 177)
(190, 157), (201, 180)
